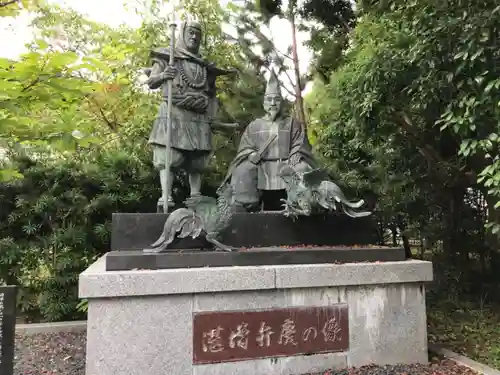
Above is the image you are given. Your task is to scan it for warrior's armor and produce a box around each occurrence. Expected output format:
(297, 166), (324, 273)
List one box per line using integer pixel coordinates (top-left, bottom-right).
(147, 21), (230, 209)
(148, 37), (217, 154)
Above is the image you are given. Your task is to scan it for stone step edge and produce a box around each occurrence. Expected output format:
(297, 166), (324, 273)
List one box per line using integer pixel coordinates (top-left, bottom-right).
(429, 344), (500, 375)
(15, 320), (87, 335)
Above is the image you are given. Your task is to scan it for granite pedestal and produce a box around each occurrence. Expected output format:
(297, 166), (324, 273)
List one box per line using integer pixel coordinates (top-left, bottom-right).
(79, 257), (433, 375)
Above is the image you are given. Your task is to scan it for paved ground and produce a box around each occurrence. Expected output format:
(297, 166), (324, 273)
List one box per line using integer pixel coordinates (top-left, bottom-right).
(14, 332), (86, 375)
(14, 331), (477, 375)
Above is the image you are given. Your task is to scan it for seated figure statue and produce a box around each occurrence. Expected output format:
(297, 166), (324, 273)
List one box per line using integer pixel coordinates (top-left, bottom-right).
(223, 70), (317, 211)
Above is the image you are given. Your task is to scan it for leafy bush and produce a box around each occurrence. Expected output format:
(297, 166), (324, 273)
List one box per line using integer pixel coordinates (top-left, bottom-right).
(0, 145), (164, 321)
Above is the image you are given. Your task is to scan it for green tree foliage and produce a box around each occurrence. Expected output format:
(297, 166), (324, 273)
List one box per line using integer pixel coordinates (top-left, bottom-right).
(308, 0), (500, 258)
(30, 4), (159, 141)
(0, 44), (101, 143)
(0, 4), (149, 180)
(299, 0), (355, 83)
(0, 0), (38, 17)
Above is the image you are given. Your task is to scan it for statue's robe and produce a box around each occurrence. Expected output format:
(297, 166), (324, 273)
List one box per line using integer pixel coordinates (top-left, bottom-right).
(147, 47), (233, 153)
(226, 115), (316, 206)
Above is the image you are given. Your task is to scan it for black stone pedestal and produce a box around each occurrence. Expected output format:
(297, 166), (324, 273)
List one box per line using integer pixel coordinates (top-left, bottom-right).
(105, 246), (405, 271)
(111, 211), (381, 251)
(106, 211), (393, 272)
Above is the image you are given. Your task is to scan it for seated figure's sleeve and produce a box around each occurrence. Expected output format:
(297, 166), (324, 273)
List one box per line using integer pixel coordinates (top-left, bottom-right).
(236, 124), (257, 156)
(289, 118), (316, 167)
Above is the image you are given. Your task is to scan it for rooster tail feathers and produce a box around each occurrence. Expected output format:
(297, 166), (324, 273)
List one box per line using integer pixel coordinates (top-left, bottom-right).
(178, 216), (203, 238)
(150, 232), (166, 248)
(151, 208), (200, 248)
(192, 226), (203, 239)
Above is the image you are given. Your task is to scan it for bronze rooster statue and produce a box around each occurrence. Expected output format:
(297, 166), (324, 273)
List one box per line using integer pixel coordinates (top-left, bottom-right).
(144, 183), (235, 253)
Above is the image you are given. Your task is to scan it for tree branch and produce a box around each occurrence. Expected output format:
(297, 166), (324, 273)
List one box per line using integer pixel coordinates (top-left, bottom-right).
(0, 0), (19, 8)
(84, 96), (119, 132)
(74, 70), (120, 131)
(233, 18), (294, 62)
(336, 12), (352, 33)
(392, 112), (442, 164)
(21, 77), (42, 92)
(253, 28), (294, 61)
(280, 82), (296, 97)
(280, 65), (297, 94)
(391, 111), (476, 187)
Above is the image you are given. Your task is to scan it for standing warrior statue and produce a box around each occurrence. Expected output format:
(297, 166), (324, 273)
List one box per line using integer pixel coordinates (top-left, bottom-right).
(146, 21), (235, 211)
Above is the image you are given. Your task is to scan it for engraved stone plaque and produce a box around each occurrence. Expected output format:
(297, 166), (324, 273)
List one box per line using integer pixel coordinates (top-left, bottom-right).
(193, 305), (349, 364)
(0, 286), (17, 375)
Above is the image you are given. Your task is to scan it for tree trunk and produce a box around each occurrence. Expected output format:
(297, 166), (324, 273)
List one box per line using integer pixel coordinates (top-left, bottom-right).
(442, 188), (466, 263)
(289, 12), (306, 127)
(485, 194), (500, 243)
(485, 193), (500, 271)
(395, 215), (412, 259)
(390, 222), (397, 246)
(402, 233), (412, 259)
(419, 236), (425, 259)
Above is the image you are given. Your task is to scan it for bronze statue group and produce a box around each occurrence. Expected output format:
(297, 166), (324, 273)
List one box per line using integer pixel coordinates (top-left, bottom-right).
(144, 21), (370, 252)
